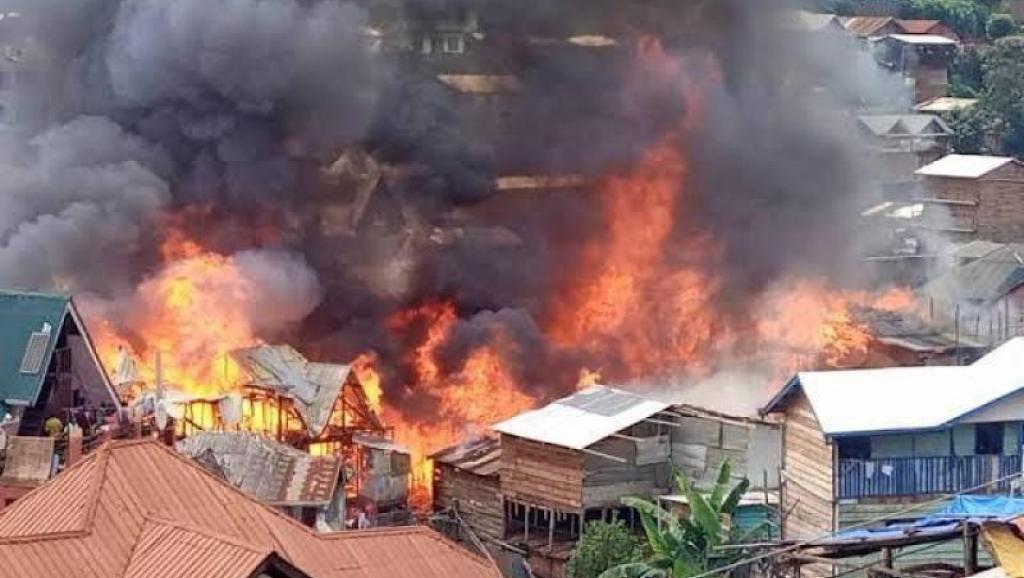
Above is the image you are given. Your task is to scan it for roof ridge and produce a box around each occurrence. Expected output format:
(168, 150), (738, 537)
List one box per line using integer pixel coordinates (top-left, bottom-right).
(80, 443), (113, 532)
(0, 529), (91, 545)
(140, 514), (275, 555)
(111, 440), (327, 539)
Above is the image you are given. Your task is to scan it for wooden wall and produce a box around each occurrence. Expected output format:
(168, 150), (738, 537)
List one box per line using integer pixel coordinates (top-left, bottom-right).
(581, 437), (669, 508)
(500, 435), (584, 510)
(782, 390), (834, 542)
(434, 464), (504, 542)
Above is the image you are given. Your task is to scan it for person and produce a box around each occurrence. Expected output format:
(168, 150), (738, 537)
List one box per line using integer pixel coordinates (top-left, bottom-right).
(44, 415), (63, 437)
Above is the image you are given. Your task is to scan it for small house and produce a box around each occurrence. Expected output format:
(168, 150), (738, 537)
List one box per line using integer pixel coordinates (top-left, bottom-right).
(431, 435), (504, 545)
(857, 113), (952, 196)
(915, 155), (1024, 243)
(0, 290), (119, 436)
(762, 337), (1024, 543)
(872, 34), (958, 103)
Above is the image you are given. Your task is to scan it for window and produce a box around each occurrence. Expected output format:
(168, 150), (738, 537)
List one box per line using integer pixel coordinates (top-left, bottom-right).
(441, 34), (465, 54)
(975, 423), (1004, 455)
(838, 436), (871, 459)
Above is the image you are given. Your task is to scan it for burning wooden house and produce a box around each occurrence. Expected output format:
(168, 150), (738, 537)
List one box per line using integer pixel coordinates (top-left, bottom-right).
(431, 435), (503, 545)
(177, 431), (344, 530)
(159, 344), (412, 525)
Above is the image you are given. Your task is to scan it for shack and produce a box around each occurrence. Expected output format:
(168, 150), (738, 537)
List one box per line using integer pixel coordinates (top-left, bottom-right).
(762, 337), (1024, 546)
(915, 155), (1024, 243)
(431, 435), (503, 545)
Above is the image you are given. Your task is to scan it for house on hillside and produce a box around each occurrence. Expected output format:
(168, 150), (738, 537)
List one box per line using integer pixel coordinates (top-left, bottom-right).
(0, 291), (119, 436)
(915, 155), (1024, 243)
(762, 338), (1024, 545)
(843, 17), (958, 40)
(922, 241), (1024, 343)
(492, 386), (783, 578)
(857, 113), (951, 197)
(872, 34), (958, 103)
(0, 439), (501, 578)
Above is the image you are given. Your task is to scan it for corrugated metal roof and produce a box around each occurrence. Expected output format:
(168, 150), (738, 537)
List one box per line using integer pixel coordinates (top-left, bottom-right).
(916, 154), (1016, 179)
(436, 74), (521, 94)
(0, 440), (500, 578)
(763, 338), (1024, 436)
(914, 97), (978, 113)
(232, 345), (350, 437)
(430, 436), (501, 478)
(492, 386), (669, 450)
(887, 33), (958, 45)
(844, 16), (895, 36)
(0, 291), (68, 405)
(177, 432), (341, 506)
(925, 243), (1024, 301)
(857, 114), (951, 137)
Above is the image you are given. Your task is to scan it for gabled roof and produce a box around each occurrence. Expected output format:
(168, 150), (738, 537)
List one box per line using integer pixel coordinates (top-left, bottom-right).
(762, 338), (1024, 437)
(914, 97), (978, 113)
(916, 154), (1017, 179)
(896, 19), (948, 35)
(0, 290), (115, 408)
(232, 344), (351, 437)
(0, 440), (500, 578)
(177, 432), (341, 507)
(857, 114), (951, 137)
(492, 386), (669, 450)
(844, 16), (896, 37)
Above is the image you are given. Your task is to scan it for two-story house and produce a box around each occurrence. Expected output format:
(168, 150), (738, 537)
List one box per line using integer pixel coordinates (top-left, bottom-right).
(762, 337), (1024, 542)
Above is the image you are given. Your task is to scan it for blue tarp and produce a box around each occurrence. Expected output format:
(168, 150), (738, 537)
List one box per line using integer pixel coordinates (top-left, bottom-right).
(820, 494), (1024, 546)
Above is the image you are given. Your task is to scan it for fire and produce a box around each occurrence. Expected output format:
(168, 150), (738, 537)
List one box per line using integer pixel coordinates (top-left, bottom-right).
(352, 352), (383, 413)
(383, 300), (535, 508)
(577, 368), (602, 390)
(94, 234), (258, 397)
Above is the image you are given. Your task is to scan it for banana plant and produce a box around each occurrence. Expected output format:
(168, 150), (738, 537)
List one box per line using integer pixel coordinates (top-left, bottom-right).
(599, 460), (751, 578)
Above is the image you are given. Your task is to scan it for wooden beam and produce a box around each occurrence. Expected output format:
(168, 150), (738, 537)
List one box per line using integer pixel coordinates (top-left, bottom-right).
(609, 432), (644, 442)
(581, 447), (629, 464)
(643, 418), (682, 428)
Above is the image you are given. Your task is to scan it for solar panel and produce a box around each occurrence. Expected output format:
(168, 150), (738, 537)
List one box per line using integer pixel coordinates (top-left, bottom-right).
(558, 388), (647, 417)
(19, 332), (50, 375)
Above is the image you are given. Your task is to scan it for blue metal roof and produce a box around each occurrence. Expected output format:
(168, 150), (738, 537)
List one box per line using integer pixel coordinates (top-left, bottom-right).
(0, 290), (71, 405)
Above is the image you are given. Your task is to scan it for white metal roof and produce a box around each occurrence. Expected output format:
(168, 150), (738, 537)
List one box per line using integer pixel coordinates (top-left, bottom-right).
(887, 33), (958, 45)
(770, 338), (1024, 436)
(492, 385), (670, 450)
(915, 154), (1015, 179)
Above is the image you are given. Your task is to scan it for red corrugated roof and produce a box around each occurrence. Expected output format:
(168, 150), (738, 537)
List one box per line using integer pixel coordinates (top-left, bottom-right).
(844, 16), (896, 36)
(895, 19), (943, 34)
(0, 440), (501, 578)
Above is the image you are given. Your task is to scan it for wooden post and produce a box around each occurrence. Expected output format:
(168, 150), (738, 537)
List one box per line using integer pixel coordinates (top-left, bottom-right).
(964, 525), (978, 576)
(548, 509), (555, 548)
(882, 547), (893, 570)
(524, 505), (530, 541)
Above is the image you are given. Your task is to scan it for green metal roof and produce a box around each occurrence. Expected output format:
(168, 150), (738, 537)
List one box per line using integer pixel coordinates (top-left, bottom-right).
(0, 290), (71, 405)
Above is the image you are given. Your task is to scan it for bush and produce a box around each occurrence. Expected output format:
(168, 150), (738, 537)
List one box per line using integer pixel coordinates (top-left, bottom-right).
(987, 14), (1017, 39)
(912, 0), (991, 38)
(566, 520), (644, 578)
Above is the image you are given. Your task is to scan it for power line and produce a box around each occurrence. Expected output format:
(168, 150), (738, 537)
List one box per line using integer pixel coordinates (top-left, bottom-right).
(691, 470), (1022, 578)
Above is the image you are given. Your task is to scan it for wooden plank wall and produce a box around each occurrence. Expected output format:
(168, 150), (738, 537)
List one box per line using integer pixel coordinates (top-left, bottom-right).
(433, 465), (505, 542)
(500, 435), (584, 510)
(582, 438), (669, 508)
(782, 390), (834, 542)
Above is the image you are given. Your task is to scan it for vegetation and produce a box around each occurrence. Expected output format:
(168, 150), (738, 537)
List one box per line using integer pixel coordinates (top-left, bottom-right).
(567, 520), (646, 578)
(599, 462), (755, 578)
(948, 108), (987, 153)
(912, 0), (990, 38)
(986, 13), (1018, 39)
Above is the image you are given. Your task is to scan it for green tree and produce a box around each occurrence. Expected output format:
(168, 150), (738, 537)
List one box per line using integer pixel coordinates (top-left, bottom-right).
(599, 462), (753, 578)
(912, 0), (991, 38)
(987, 13), (1018, 39)
(948, 108), (988, 153)
(949, 46), (984, 97)
(567, 520), (645, 578)
(979, 35), (1024, 156)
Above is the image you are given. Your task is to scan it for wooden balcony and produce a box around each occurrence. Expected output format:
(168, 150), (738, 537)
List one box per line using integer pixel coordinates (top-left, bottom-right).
(837, 455), (1022, 499)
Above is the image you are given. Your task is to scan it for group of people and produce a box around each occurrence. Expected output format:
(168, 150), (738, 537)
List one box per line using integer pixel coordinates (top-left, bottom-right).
(44, 403), (126, 438)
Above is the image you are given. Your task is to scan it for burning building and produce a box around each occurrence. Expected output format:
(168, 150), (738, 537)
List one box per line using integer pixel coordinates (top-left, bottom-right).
(0, 0), (957, 530)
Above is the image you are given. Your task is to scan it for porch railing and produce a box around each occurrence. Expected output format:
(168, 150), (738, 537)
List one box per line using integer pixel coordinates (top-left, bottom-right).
(837, 455), (1022, 499)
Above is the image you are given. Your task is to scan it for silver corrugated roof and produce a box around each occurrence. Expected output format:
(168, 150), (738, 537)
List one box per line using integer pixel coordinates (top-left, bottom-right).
(232, 345), (351, 437)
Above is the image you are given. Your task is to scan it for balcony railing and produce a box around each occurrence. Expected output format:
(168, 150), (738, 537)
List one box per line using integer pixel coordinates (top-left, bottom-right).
(837, 455), (1022, 499)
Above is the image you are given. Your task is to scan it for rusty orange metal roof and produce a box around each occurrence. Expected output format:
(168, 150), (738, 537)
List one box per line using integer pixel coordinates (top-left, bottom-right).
(844, 16), (896, 36)
(0, 440), (501, 578)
